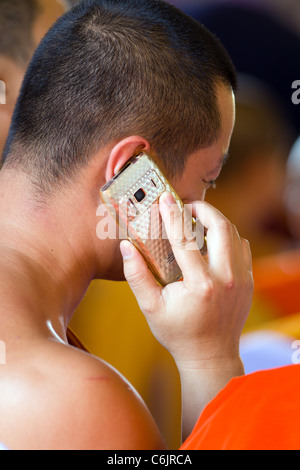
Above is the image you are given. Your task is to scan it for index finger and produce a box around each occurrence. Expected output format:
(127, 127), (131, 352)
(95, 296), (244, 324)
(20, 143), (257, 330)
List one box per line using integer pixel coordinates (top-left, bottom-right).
(159, 192), (208, 284)
(192, 201), (237, 278)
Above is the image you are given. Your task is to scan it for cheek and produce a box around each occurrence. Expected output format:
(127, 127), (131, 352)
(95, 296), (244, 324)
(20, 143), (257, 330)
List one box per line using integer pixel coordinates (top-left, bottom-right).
(181, 185), (207, 203)
(173, 176), (208, 203)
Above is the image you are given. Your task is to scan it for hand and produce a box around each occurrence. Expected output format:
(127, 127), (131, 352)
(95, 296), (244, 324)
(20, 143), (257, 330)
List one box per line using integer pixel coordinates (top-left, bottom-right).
(120, 192), (254, 366)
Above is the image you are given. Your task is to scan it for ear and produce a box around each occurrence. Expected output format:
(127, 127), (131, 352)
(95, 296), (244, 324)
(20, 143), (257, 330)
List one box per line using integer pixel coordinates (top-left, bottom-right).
(105, 136), (150, 183)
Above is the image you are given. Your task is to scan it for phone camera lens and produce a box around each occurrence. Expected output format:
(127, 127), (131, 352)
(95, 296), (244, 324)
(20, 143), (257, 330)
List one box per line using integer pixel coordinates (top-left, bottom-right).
(134, 188), (146, 203)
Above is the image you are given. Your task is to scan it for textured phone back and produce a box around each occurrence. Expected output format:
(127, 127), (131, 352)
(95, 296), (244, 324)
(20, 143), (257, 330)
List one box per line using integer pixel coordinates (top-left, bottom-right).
(100, 153), (183, 286)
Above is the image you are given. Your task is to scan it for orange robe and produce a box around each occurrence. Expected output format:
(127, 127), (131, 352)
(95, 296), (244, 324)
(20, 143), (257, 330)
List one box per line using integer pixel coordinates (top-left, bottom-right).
(181, 365), (300, 451)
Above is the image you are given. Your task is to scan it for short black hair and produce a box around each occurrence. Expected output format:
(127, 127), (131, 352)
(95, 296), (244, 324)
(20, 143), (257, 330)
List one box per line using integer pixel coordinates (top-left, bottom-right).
(3, 0), (237, 192)
(0, 0), (41, 66)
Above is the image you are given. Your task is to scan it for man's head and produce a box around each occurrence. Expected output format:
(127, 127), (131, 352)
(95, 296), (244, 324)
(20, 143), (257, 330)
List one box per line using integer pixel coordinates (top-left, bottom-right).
(2, 0), (237, 194)
(0, 0), (65, 155)
(0, 0), (236, 281)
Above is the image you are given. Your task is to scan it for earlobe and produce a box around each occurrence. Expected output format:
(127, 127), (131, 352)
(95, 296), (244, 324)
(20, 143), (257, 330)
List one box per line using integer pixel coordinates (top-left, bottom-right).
(105, 136), (150, 182)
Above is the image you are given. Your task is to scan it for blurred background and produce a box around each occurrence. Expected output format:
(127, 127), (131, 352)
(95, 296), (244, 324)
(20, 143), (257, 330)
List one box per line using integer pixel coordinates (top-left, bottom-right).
(1, 0), (300, 449)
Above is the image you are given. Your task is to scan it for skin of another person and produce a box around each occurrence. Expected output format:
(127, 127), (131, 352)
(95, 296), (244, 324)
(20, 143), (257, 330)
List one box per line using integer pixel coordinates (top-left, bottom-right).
(0, 0), (65, 156)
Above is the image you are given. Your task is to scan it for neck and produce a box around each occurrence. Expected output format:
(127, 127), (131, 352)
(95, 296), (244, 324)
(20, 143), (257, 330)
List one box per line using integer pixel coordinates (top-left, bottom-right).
(0, 169), (96, 343)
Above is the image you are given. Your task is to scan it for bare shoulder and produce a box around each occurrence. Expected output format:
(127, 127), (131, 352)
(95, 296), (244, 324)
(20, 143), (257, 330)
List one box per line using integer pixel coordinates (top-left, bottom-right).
(40, 346), (164, 450)
(51, 342), (166, 450)
(0, 340), (166, 450)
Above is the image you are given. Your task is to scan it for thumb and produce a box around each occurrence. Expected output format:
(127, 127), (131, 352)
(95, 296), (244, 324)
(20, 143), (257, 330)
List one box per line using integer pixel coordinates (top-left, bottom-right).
(120, 241), (163, 315)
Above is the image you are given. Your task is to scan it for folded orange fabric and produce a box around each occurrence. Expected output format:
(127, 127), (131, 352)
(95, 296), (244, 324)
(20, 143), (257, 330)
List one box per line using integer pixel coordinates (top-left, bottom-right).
(181, 365), (300, 450)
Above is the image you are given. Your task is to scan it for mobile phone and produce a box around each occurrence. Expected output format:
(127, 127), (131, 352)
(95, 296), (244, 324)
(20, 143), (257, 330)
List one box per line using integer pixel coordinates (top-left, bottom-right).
(100, 152), (204, 286)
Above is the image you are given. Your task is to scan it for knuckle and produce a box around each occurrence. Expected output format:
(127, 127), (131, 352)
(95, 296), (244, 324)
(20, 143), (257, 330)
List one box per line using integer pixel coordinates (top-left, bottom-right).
(201, 278), (214, 299)
(217, 217), (232, 234)
(242, 237), (250, 247)
(169, 205), (183, 222)
(221, 269), (236, 291)
(125, 268), (147, 290)
(221, 267), (236, 291)
(225, 276), (235, 291)
(232, 224), (239, 234)
(232, 224), (241, 241)
(172, 234), (196, 250)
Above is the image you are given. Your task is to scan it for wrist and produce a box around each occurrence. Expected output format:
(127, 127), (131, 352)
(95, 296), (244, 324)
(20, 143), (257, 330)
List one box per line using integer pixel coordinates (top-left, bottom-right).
(171, 338), (243, 372)
(175, 355), (245, 376)
(177, 355), (244, 442)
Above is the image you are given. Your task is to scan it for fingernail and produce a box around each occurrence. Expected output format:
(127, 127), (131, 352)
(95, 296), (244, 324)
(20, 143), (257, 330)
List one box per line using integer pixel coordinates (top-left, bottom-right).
(160, 192), (175, 207)
(120, 241), (132, 260)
